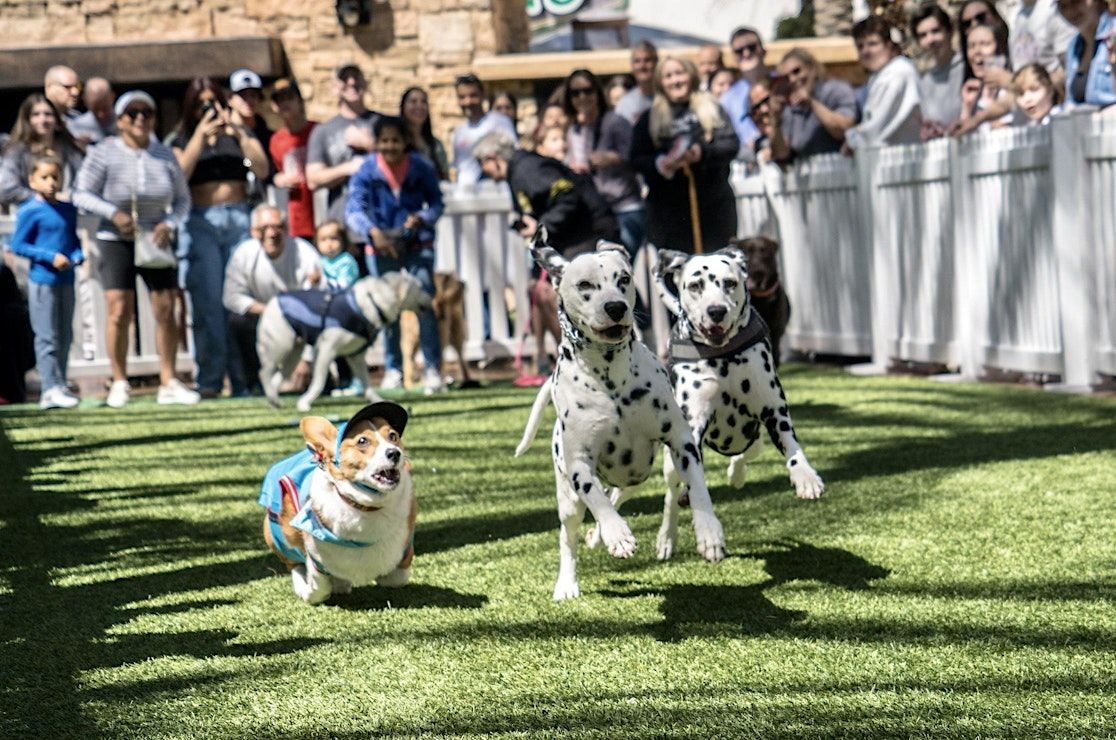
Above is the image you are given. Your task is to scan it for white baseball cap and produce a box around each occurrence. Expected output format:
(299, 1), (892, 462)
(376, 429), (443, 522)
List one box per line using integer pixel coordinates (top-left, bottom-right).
(229, 68), (263, 93)
(113, 90), (157, 118)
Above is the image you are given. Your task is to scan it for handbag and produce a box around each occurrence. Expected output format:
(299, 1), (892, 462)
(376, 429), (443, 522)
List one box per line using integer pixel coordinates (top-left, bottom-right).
(131, 185), (176, 270)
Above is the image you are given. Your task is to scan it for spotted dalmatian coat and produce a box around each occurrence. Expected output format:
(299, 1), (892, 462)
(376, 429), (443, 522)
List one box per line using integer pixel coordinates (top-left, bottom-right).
(516, 237), (726, 601)
(655, 246), (824, 525)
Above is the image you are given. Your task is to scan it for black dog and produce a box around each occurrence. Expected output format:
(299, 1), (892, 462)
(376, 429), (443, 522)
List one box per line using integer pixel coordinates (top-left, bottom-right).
(734, 236), (790, 366)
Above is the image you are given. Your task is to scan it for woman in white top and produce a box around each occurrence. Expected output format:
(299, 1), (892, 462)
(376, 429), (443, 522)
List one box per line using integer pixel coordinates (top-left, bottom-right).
(73, 91), (198, 408)
(844, 16), (923, 151)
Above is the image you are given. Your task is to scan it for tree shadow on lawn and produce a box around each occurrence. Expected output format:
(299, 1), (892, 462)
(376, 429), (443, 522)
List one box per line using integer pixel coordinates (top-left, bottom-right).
(0, 429), (329, 738)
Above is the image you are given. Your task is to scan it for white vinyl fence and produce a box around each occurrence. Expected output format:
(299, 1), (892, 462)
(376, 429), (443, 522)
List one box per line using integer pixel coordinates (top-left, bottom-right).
(3, 107), (1113, 389)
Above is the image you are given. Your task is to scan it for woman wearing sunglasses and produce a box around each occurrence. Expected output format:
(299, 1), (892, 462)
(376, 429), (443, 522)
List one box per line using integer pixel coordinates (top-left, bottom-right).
(73, 91), (197, 408)
(560, 69), (645, 259)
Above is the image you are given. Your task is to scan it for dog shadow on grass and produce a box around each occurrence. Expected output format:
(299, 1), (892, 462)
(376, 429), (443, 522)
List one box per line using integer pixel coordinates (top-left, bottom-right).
(602, 539), (889, 642)
(332, 583), (488, 611)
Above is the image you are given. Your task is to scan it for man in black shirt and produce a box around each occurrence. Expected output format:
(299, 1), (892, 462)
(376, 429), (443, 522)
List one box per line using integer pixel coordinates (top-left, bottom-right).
(473, 131), (618, 257)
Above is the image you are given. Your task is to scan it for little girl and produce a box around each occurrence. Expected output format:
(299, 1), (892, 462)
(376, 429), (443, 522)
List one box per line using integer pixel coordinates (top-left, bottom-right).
(314, 219), (360, 290)
(313, 219), (363, 397)
(1011, 64), (1062, 125)
(10, 156), (84, 409)
(344, 116), (445, 394)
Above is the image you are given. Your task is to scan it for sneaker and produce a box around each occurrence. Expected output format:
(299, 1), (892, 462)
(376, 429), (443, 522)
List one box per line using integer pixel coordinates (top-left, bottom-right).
(331, 377), (366, 398)
(106, 380), (130, 409)
(423, 367), (444, 396)
(379, 368), (404, 390)
(157, 378), (201, 406)
(40, 386), (79, 410)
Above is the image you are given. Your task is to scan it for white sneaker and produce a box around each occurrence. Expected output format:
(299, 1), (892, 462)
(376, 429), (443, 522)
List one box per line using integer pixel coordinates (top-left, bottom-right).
(423, 367), (444, 396)
(379, 368), (404, 390)
(157, 378), (201, 406)
(40, 386), (79, 410)
(106, 380), (130, 409)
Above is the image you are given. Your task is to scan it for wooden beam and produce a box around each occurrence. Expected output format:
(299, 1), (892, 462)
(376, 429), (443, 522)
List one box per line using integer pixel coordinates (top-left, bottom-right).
(470, 36), (861, 83)
(0, 37), (285, 90)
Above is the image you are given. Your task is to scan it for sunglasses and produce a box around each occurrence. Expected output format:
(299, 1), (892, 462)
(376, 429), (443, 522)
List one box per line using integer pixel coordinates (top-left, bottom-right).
(733, 42), (760, 57)
(569, 86), (595, 98)
(124, 107), (154, 119)
(750, 95), (771, 113)
(963, 10), (989, 28)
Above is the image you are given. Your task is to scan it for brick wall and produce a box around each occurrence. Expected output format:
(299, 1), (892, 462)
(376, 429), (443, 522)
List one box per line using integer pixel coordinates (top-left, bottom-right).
(0, 0), (529, 144)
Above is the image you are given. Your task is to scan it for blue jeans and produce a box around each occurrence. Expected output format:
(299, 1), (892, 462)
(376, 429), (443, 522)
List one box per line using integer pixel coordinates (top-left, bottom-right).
(616, 207), (647, 258)
(365, 246), (441, 374)
(28, 281), (75, 392)
(182, 203), (251, 394)
(616, 208), (650, 328)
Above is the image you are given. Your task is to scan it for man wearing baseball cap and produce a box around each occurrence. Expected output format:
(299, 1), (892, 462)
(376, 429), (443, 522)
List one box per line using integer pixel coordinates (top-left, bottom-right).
(268, 78), (318, 240)
(306, 62), (386, 245)
(229, 68), (273, 180)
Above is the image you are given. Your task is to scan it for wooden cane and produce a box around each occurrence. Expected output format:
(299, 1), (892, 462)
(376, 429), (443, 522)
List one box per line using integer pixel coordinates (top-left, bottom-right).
(682, 163), (703, 254)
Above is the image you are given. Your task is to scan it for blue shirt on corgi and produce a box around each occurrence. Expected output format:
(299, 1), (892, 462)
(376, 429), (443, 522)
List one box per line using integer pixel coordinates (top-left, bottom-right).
(258, 423), (373, 566)
(9, 197), (83, 286)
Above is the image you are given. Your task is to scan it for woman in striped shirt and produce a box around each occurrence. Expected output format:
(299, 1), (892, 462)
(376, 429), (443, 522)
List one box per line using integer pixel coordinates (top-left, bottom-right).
(73, 90), (198, 408)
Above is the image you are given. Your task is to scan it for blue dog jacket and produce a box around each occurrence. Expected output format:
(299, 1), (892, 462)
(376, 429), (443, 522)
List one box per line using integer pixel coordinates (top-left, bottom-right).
(277, 288), (377, 348)
(258, 423), (374, 568)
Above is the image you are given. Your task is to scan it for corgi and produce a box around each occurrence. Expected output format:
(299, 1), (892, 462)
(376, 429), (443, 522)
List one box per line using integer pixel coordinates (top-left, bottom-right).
(259, 401), (416, 604)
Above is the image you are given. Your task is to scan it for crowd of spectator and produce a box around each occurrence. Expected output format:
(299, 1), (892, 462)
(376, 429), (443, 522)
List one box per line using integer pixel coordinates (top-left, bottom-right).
(1, 0), (1114, 407)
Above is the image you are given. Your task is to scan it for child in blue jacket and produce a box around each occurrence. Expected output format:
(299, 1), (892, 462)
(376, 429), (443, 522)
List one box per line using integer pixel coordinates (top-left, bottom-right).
(10, 156), (84, 409)
(345, 116), (446, 394)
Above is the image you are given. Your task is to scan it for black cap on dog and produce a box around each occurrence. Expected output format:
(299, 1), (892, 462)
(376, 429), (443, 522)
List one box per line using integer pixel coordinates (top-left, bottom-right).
(344, 401), (409, 438)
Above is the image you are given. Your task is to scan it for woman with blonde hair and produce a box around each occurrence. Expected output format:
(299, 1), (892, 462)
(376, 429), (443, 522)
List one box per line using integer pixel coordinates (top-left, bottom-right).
(630, 56), (740, 254)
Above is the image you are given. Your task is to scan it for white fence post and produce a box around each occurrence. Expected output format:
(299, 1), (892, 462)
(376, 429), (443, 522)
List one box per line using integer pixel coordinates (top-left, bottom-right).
(1051, 109), (1100, 390)
(855, 144), (889, 373)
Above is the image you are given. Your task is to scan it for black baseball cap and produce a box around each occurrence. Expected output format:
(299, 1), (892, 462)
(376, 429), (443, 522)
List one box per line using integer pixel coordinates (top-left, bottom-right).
(344, 401), (408, 438)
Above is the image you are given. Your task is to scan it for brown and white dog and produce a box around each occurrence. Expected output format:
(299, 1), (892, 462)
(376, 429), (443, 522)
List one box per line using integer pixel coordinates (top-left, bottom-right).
(400, 271), (472, 388)
(260, 402), (416, 605)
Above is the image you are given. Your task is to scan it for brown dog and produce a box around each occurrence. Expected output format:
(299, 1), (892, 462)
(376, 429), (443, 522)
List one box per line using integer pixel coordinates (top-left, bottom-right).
(400, 272), (471, 388)
(734, 236), (790, 365)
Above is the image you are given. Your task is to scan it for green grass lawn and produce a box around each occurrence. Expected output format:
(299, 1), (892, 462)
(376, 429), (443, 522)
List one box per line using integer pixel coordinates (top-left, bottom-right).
(2, 365), (1114, 739)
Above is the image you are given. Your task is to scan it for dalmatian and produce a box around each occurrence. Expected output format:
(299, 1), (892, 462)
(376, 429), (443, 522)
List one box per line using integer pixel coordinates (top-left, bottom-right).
(654, 245), (824, 545)
(515, 234), (725, 601)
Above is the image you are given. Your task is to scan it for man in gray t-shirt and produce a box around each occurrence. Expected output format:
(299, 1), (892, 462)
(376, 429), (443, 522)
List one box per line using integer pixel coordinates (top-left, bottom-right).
(305, 63), (383, 241)
(776, 77), (859, 159)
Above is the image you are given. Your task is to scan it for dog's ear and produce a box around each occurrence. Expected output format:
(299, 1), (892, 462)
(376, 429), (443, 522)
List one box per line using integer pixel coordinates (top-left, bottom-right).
(596, 239), (629, 259)
(714, 243), (749, 273)
(530, 243), (567, 283)
(654, 249), (689, 317)
(300, 416), (339, 472)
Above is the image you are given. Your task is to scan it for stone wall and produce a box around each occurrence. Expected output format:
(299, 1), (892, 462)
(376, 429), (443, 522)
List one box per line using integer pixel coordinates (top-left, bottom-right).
(0, 0), (530, 144)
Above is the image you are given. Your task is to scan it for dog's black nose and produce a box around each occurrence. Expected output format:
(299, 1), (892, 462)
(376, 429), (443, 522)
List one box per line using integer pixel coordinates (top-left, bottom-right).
(707, 305), (728, 323)
(385, 448), (401, 464)
(604, 301), (628, 321)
